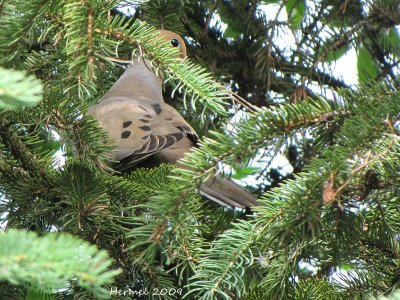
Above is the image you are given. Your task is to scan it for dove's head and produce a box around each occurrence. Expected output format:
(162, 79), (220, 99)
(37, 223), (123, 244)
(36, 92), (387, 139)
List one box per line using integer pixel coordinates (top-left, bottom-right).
(98, 30), (186, 103)
(155, 30), (187, 59)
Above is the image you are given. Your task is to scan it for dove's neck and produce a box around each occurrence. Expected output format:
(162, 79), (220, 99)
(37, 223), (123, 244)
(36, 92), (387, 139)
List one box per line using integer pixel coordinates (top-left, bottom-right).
(101, 59), (164, 102)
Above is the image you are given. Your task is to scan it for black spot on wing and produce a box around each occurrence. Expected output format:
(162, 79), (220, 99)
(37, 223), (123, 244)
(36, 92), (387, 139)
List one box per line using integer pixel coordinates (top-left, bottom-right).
(123, 121), (132, 128)
(121, 131), (131, 139)
(142, 134), (150, 140)
(140, 119), (150, 123)
(165, 117), (173, 121)
(144, 114), (152, 119)
(151, 103), (162, 115)
(138, 105), (148, 112)
(179, 125), (192, 133)
(139, 126), (151, 131)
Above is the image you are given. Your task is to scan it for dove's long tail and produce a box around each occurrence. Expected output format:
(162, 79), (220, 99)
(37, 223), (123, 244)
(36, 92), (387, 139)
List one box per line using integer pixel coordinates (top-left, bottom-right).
(200, 175), (260, 208)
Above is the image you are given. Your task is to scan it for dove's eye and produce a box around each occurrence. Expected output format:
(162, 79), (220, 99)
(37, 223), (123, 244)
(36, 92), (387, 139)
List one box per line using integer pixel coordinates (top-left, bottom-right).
(170, 38), (180, 48)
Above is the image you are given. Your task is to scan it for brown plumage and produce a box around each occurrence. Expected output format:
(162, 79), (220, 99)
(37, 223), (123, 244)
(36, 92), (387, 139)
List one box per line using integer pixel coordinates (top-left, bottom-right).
(88, 30), (259, 208)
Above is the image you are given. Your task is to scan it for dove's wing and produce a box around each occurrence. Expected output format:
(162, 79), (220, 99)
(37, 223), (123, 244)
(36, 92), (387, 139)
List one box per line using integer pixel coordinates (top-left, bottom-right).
(87, 99), (197, 170)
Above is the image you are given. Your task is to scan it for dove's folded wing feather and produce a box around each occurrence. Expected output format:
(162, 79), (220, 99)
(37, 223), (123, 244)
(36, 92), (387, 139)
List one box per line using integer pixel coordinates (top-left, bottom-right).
(88, 99), (198, 170)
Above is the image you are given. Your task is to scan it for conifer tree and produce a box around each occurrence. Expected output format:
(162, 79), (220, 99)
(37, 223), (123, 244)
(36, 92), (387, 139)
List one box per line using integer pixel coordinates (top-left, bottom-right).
(1, 0), (400, 299)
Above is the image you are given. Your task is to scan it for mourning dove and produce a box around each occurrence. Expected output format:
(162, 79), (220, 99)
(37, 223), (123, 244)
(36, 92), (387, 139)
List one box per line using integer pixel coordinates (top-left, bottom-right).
(88, 30), (259, 208)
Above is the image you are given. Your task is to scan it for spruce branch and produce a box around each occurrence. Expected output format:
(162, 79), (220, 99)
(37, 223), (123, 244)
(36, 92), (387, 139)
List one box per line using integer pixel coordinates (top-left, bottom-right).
(0, 0), (55, 64)
(186, 220), (258, 299)
(0, 121), (48, 176)
(0, 67), (43, 109)
(0, 229), (121, 299)
(180, 80), (400, 298)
